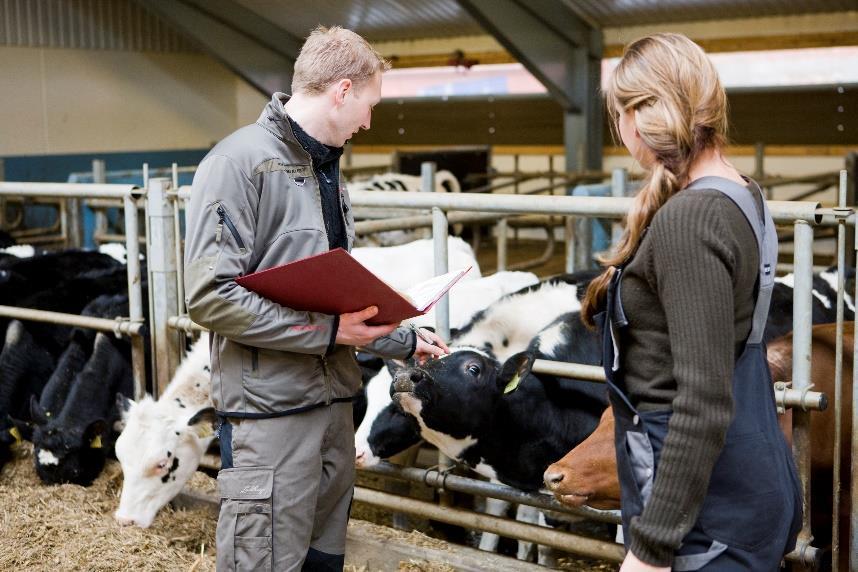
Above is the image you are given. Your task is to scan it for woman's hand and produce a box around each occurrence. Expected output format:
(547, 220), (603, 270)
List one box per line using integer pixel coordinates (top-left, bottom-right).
(619, 552), (670, 572)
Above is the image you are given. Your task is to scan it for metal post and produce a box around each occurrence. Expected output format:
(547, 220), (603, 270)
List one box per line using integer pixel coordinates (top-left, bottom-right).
(754, 142), (771, 200)
(147, 178), (182, 397)
(831, 170), (848, 571)
(611, 168), (628, 245)
(513, 154), (520, 242)
(852, 193), (858, 572)
(496, 218), (508, 271)
(123, 192), (147, 401)
(171, 163), (186, 317)
(425, 160), (455, 503)
(419, 161), (436, 240)
(565, 216), (575, 273)
(792, 220), (815, 569)
(574, 216), (592, 270)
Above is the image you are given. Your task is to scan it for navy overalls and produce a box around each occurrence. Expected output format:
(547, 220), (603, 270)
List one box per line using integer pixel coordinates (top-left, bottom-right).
(597, 177), (802, 570)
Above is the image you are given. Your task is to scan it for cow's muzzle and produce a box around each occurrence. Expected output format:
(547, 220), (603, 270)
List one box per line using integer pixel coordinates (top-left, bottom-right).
(391, 369), (429, 395)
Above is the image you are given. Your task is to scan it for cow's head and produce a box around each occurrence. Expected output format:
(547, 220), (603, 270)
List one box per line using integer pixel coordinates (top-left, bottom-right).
(390, 348), (531, 456)
(113, 395), (217, 528)
(543, 406), (620, 510)
(30, 397), (108, 486)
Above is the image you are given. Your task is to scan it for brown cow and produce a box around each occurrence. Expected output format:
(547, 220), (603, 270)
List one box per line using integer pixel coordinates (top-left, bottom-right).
(544, 323), (853, 559)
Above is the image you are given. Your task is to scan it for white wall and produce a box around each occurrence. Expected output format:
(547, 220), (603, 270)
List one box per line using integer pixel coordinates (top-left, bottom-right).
(0, 46), (241, 156)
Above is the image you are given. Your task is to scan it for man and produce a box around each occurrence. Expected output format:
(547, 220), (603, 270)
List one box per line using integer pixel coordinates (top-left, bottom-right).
(184, 26), (447, 572)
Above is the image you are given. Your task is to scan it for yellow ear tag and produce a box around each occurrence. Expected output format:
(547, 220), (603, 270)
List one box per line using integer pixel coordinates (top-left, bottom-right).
(9, 426), (23, 446)
(503, 371), (522, 394)
(89, 434), (103, 449)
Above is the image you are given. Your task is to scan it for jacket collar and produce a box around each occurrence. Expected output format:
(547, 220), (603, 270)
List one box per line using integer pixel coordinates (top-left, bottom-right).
(257, 92), (304, 152)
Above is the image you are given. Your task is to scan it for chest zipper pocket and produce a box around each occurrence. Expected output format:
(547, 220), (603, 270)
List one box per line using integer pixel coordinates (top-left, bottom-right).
(215, 203), (247, 253)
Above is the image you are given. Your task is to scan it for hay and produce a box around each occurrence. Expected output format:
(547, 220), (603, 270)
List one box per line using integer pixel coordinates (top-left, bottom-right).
(0, 443), (216, 572)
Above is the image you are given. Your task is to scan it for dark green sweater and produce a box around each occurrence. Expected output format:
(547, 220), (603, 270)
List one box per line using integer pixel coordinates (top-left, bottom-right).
(619, 184), (762, 566)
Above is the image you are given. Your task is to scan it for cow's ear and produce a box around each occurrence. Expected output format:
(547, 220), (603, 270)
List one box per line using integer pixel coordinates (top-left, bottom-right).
(29, 396), (49, 426)
(497, 352), (534, 394)
(187, 407), (218, 439)
(84, 419), (107, 448)
(8, 416), (33, 443)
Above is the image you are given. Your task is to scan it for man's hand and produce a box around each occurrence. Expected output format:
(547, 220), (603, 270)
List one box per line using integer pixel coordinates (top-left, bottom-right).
(336, 306), (398, 347)
(412, 327), (450, 363)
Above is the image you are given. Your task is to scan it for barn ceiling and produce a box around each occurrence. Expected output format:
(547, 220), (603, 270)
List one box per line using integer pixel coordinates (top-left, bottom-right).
(233, 0), (856, 41)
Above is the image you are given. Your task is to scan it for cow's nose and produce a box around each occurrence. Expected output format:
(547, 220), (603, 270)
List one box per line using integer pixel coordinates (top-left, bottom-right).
(544, 470), (565, 489)
(115, 514), (136, 526)
(355, 451), (366, 467)
(410, 370), (425, 384)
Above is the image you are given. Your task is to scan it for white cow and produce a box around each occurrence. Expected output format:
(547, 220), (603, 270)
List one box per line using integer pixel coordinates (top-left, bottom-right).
(349, 170), (461, 194)
(352, 236), (481, 293)
(114, 338), (213, 528)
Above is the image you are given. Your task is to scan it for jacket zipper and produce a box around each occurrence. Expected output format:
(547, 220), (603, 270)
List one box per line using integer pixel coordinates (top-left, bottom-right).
(251, 348), (258, 373)
(320, 356), (332, 405)
(215, 203), (246, 250)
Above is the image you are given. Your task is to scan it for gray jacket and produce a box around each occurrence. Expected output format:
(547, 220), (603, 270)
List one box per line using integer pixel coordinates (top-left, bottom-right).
(184, 93), (415, 418)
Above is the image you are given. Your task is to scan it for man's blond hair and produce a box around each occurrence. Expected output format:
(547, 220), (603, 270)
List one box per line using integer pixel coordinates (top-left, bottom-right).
(292, 26), (391, 95)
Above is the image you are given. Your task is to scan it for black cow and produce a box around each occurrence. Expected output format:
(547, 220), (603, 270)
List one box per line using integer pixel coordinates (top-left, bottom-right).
(31, 329), (133, 486)
(765, 267), (855, 342)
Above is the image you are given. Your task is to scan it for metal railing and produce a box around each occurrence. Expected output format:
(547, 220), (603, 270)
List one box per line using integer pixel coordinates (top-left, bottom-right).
(0, 182), (148, 401)
(156, 166), (853, 569)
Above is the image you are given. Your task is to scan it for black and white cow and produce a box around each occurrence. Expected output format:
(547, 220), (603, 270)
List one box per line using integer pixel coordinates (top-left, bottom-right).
(114, 338), (215, 528)
(355, 277), (588, 469)
(390, 311), (605, 491)
(766, 266), (855, 342)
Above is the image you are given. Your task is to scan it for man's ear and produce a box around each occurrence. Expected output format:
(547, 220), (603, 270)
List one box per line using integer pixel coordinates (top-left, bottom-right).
(334, 78), (353, 106)
(498, 352), (534, 394)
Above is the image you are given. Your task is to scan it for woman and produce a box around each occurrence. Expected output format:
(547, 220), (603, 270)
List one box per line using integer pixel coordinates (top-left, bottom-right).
(581, 34), (802, 571)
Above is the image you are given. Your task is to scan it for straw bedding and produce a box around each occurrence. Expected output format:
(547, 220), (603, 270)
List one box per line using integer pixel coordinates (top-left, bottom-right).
(0, 443), (216, 572)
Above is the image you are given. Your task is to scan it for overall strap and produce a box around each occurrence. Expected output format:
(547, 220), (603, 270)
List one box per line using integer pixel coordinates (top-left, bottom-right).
(685, 176), (778, 345)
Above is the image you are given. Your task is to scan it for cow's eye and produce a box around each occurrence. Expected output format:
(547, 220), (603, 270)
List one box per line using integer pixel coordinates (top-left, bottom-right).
(466, 364), (481, 377)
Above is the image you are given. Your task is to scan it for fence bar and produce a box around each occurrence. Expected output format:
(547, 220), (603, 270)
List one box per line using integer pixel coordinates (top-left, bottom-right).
(168, 315), (206, 334)
(353, 487), (626, 563)
(791, 220), (816, 570)
(123, 193), (147, 401)
(0, 183), (138, 199)
(173, 188), (186, 318)
(852, 193), (858, 572)
(0, 305), (144, 336)
(497, 218), (508, 271)
(147, 178), (182, 397)
(361, 461), (621, 525)
(830, 170), (848, 571)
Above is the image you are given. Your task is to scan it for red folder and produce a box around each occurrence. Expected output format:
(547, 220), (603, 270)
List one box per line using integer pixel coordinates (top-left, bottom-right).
(235, 248), (470, 325)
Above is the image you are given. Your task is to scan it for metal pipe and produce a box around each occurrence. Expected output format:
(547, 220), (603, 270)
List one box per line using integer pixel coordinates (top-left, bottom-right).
(0, 305), (145, 336)
(168, 315), (207, 334)
(347, 191), (827, 225)
(791, 220), (816, 570)
(354, 211), (503, 234)
(0, 183), (138, 199)
(173, 188), (186, 317)
(353, 486), (625, 562)
(124, 193), (147, 401)
(361, 462), (621, 525)
(496, 218), (508, 271)
(532, 359), (605, 381)
(564, 216), (575, 274)
(829, 170), (849, 571)
(853, 197), (858, 572)
(147, 178), (181, 397)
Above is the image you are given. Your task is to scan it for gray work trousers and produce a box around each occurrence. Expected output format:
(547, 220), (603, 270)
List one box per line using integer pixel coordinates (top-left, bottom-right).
(215, 402), (355, 571)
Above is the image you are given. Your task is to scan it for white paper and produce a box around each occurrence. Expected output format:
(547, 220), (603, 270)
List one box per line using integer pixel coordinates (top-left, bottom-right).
(404, 267), (470, 311)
